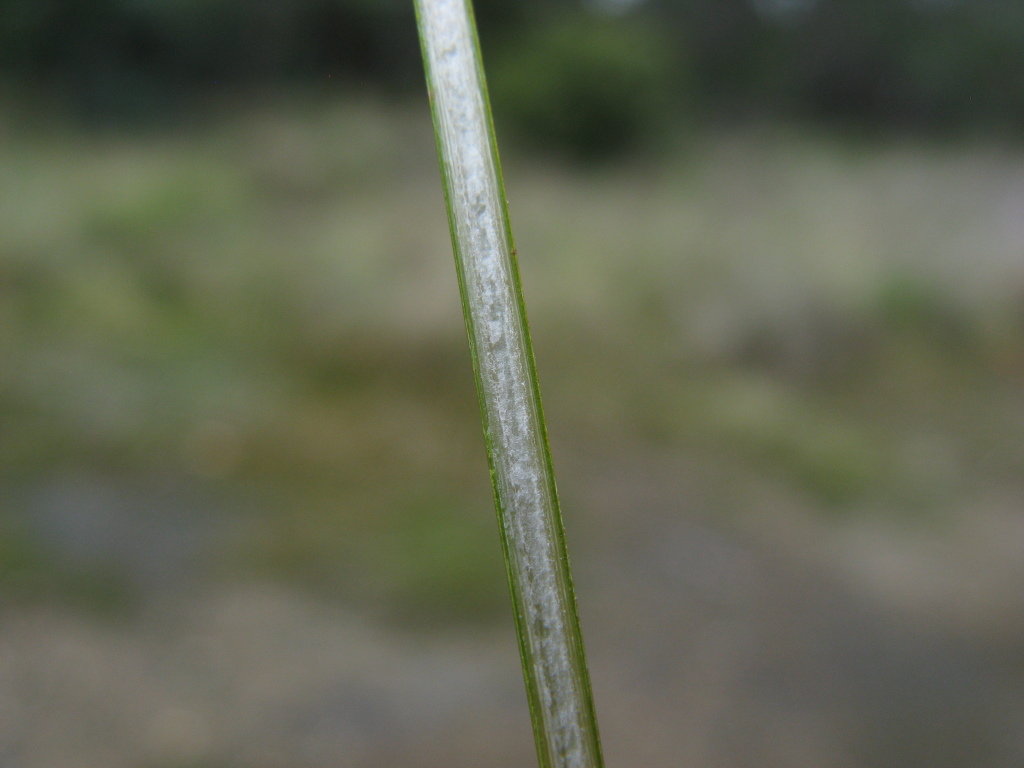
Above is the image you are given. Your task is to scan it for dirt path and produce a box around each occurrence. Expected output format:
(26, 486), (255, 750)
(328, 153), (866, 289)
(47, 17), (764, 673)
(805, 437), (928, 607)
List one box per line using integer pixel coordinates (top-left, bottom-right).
(3, 454), (1022, 767)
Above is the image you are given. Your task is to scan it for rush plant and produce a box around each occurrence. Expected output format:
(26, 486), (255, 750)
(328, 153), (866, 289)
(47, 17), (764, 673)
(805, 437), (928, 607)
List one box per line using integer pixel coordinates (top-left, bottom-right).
(413, 1), (604, 767)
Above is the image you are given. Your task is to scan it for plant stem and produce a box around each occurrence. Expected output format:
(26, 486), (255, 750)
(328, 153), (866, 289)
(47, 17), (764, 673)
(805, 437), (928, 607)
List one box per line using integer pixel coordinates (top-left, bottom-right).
(413, 2), (604, 767)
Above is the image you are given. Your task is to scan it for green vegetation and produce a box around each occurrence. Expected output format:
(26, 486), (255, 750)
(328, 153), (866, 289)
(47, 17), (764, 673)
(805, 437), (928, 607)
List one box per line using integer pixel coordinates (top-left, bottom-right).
(1, 101), (1023, 621)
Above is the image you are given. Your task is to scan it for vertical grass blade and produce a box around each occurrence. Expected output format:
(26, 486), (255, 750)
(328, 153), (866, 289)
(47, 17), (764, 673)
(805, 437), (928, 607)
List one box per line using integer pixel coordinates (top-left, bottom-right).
(413, 2), (604, 767)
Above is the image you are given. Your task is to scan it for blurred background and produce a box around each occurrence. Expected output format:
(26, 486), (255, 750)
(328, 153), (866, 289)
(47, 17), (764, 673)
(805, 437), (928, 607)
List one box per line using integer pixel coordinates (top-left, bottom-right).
(2, 0), (1024, 766)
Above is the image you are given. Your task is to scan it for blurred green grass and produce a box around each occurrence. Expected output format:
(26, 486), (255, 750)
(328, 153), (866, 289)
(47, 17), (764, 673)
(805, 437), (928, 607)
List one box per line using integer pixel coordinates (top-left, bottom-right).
(2, 97), (1023, 621)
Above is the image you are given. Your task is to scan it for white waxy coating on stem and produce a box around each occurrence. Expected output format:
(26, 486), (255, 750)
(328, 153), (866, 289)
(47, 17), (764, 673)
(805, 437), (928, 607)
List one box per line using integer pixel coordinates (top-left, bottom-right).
(415, 1), (601, 767)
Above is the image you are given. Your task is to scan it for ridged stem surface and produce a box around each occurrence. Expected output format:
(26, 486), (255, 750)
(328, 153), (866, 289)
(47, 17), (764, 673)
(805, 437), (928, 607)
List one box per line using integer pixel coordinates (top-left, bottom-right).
(413, 2), (603, 767)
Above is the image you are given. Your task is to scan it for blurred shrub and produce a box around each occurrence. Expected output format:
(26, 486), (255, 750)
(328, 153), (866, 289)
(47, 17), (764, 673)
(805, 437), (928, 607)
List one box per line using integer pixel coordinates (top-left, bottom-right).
(487, 12), (682, 161)
(0, 0), (422, 121)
